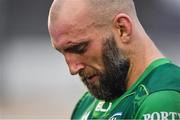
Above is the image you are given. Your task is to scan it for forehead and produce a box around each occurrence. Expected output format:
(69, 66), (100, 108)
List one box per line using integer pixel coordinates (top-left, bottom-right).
(49, 0), (91, 29)
(48, 0), (95, 46)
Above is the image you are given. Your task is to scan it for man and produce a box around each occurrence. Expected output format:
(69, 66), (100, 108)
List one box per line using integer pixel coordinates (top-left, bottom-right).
(48, 0), (180, 119)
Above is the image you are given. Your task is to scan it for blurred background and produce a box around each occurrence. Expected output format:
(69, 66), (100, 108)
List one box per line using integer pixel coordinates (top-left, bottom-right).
(0, 0), (179, 119)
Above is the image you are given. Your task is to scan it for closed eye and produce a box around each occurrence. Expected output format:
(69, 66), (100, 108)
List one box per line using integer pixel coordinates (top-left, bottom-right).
(64, 42), (89, 54)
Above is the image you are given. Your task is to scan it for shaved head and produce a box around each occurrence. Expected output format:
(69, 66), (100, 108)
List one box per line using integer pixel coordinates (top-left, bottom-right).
(49, 0), (88, 25)
(48, 0), (138, 29)
(87, 0), (137, 24)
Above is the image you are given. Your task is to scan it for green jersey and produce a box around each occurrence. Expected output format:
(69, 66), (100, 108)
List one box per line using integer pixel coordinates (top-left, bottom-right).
(71, 58), (180, 120)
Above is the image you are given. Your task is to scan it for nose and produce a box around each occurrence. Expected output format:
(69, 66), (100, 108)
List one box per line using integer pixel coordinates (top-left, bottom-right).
(69, 63), (85, 75)
(65, 54), (85, 75)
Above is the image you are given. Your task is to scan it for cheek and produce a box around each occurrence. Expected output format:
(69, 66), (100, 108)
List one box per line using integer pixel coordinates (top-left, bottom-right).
(83, 45), (105, 71)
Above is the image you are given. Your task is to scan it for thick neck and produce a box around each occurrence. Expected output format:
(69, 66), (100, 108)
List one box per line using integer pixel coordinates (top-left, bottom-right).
(126, 38), (164, 89)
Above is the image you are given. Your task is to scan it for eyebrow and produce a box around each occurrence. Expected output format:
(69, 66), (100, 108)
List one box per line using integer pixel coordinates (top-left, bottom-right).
(63, 41), (89, 53)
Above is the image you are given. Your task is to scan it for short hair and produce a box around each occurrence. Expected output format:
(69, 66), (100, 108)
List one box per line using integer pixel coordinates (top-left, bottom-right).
(49, 0), (138, 27)
(87, 0), (137, 24)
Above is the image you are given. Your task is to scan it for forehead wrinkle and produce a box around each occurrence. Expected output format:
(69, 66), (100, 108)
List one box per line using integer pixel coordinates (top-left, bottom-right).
(53, 17), (97, 44)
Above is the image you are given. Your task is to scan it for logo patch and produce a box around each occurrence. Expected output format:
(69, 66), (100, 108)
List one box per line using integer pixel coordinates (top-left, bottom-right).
(95, 101), (112, 112)
(109, 112), (123, 120)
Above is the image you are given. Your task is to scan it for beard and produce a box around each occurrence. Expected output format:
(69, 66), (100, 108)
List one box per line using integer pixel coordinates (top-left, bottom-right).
(79, 36), (130, 101)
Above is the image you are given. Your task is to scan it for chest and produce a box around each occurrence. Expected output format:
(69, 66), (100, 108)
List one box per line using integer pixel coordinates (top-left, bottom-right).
(74, 94), (139, 120)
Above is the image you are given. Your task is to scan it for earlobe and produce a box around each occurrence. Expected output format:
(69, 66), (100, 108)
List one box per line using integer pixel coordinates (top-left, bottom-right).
(113, 13), (132, 43)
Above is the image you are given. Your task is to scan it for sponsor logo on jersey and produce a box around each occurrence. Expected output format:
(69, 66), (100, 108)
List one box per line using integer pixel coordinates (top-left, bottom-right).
(95, 101), (112, 112)
(143, 112), (180, 120)
(108, 112), (123, 120)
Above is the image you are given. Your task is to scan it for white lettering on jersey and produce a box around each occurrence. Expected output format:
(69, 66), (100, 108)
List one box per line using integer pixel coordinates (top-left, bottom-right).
(161, 112), (168, 120)
(143, 112), (180, 120)
(95, 101), (112, 112)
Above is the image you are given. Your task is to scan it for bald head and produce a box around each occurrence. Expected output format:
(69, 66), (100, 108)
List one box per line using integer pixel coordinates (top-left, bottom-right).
(49, 0), (138, 28)
(49, 0), (88, 25)
(48, 0), (94, 39)
(87, 0), (137, 23)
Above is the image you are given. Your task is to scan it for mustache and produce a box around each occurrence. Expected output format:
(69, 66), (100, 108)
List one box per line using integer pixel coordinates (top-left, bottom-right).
(79, 70), (100, 80)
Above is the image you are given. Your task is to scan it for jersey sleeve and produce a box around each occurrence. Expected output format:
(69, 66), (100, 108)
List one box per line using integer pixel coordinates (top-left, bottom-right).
(135, 90), (180, 120)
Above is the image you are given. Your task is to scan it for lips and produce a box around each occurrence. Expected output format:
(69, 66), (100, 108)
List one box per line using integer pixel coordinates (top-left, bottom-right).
(86, 74), (98, 84)
(87, 75), (95, 80)
(79, 70), (99, 84)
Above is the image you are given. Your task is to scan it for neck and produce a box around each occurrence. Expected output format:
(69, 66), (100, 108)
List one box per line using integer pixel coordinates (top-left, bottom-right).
(126, 38), (164, 89)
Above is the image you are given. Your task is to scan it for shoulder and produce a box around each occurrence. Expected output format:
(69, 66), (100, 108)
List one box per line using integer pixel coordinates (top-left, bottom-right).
(71, 92), (95, 119)
(139, 90), (180, 111)
(145, 63), (180, 92)
(135, 90), (180, 119)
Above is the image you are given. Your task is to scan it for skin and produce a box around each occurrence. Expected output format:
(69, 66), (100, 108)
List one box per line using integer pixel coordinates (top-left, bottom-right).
(48, 0), (164, 100)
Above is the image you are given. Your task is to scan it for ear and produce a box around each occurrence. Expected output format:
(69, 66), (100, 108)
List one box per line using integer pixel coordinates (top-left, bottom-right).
(113, 13), (132, 43)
